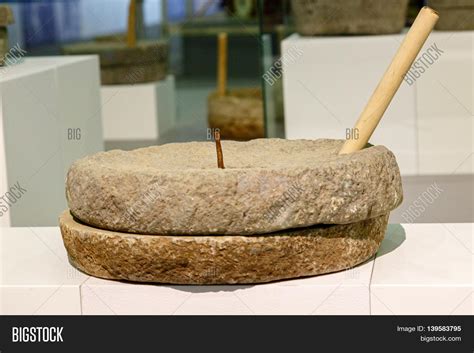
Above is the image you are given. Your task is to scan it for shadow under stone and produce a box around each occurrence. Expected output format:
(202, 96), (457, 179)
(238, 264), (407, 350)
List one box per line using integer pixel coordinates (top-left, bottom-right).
(376, 224), (406, 258)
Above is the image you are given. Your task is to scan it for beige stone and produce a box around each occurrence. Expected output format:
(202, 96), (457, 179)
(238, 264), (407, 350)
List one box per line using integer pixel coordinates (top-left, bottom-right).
(62, 40), (167, 66)
(429, 0), (473, 6)
(60, 210), (388, 284)
(208, 88), (264, 140)
(66, 139), (403, 235)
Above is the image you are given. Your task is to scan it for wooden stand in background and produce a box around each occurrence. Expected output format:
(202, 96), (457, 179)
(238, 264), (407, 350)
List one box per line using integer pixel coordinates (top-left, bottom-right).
(208, 32), (264, 140)
(62, 0), (168, 85)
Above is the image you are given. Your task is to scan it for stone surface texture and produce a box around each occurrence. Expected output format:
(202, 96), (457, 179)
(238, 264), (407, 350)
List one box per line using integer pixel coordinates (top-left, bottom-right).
(427, 0), (474, 30)
(292, 0), (409, 35)
(208, 88), (264, 140)
(60, 210), (389, 284)
(100, 62), (167, 85)
(62, 40), (168, 84)
(66, 139), (403, 235)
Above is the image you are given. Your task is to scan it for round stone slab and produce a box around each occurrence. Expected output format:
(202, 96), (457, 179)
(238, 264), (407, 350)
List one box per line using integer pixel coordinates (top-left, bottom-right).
(66, 139), (402, 235)
(100, 62), (167, 85)
(60, 210), (388, 284)
(62, 40), (168, 66)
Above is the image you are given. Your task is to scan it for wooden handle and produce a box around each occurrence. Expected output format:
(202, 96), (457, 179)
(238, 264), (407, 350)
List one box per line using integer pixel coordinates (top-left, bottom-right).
(127, 0), (137, 47)
(339, 7), (438, 155)
(217, 32), (228, 96)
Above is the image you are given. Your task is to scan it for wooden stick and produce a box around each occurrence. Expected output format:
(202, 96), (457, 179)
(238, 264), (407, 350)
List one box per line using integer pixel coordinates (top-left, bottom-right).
(127, 0), (137, 47)
(339, 7), (438, 155)
(214, 130), (225, 169)
(217, 33), (228, 96)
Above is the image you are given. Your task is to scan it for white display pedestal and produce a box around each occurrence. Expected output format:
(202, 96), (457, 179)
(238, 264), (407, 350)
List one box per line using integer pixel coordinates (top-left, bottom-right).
(0, 227), (87, 315)
(101, 75), (176, 143)
(282, 31), (473, 176)
(371, 223), (473, 315)
(1, 223), (471, 315)
(81, 256), (373, 315)
(0, 56), (104, 227)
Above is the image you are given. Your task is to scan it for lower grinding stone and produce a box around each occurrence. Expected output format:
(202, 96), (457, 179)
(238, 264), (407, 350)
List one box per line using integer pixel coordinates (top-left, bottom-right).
(60, 210), (388, 284)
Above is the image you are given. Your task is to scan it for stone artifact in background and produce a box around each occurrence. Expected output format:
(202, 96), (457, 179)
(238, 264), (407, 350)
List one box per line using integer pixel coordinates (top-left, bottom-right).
(207, 33), (264, 140)
(0, 5), (15, 66)
(208, 88), (264, 140)
(292, 0), (410, 35)
(62, 40), (168, 85)
(428, 0), (474, 30)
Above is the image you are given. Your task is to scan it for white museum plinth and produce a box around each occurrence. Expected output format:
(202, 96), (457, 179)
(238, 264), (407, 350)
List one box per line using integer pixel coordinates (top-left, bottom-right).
(100, 75), (176, 143)
(0, 56), (104, 227)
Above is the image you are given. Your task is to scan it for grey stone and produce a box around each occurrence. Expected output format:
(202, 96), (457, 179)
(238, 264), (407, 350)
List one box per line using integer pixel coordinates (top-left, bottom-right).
(0, 28), (7, 66)
(426, 1), (474, 31)
(292, 0), (409, 35)
(429, 0), (473, 7)
(60, 210), (389, 284)
(66, 139), (403, 235)
(434, 8), (474, 31)
(100, 62), (167, 85)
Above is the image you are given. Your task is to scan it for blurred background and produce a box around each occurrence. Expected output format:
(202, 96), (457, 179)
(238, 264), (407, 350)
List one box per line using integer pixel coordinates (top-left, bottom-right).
(0, 0), (472, 227)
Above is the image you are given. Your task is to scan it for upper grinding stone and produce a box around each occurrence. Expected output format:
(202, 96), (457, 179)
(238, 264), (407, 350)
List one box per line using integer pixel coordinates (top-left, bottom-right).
(66, 139), (403, 235)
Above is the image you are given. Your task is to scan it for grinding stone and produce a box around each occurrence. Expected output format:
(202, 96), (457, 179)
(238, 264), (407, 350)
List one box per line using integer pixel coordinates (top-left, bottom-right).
(0, 28), (7, 66)
(62, 40), (168, 66)
(100, 62), (167, 85)
(66, 139), (403, 235)
(292, 0), (409, 35)
(433, 9), (474, 31)
(60, 210), (389, 284)
(207, 87), (264, 140)
(62, 40), (168, 84)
